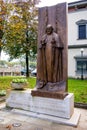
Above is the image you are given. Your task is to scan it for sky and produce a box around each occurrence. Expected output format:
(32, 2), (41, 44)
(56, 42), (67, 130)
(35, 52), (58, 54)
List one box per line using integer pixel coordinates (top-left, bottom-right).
(38, 0), (80, 7)
(1, 51), (9, 61)
(1, 0), (80, 61)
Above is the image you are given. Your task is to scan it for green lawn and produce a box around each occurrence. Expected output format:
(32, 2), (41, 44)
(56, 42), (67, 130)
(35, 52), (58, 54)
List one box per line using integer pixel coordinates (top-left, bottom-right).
(68, 78), (87, 103)
(0, 76), (87, 103)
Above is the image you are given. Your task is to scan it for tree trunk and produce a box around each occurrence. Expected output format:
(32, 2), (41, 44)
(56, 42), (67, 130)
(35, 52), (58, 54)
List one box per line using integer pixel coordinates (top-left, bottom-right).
(26, 51), (29, 77)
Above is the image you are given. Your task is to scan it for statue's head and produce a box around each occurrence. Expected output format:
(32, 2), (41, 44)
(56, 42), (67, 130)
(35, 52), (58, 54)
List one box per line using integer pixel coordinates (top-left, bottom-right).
(46, 24), (53, 35)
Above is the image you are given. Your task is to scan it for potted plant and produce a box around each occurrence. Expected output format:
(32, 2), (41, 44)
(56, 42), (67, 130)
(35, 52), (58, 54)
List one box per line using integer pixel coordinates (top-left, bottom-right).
(11, 78), (28, 90)
(0, 90), (6, 96)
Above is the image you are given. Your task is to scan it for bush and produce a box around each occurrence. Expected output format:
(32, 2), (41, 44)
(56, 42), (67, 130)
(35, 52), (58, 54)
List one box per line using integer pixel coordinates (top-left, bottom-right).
(0, 90), (6, 96)
(12, 78), (28, 83)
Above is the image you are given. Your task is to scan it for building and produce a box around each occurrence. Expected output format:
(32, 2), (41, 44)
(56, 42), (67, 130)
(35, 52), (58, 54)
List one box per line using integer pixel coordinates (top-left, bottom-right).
(0, 66), (21, 76)
(68, 0), (87, 79)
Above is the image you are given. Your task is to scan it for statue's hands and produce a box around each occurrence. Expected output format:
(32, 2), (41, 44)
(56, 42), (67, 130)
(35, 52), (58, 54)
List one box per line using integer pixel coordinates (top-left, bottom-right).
(41, 35), (47, 45)
(39, 43), (42, 49)
(51, 38), (56, 45)
(39, 35), (46, 49)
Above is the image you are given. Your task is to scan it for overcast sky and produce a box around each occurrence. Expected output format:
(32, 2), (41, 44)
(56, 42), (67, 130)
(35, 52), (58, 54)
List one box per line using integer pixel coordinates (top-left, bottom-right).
(38, 0), (80, 7)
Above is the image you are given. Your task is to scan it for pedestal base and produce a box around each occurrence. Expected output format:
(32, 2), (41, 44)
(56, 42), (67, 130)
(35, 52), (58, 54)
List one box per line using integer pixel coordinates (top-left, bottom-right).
(11, 108), (80, 127)
(31, 90), (68, 99)
(6, 89), (74, 119)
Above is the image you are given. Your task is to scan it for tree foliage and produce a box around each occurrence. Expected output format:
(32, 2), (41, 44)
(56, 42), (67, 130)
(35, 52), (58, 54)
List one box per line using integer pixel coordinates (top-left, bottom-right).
(0, 60), (7, 67)
(0, 0), (6, 53)
(2, 0), (40, 77)
(3, 0), (39, 58)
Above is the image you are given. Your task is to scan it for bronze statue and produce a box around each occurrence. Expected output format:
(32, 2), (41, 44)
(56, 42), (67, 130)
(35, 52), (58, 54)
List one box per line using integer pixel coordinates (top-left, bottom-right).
(31, 3), (68, 98)
(36, 24), (64, 92)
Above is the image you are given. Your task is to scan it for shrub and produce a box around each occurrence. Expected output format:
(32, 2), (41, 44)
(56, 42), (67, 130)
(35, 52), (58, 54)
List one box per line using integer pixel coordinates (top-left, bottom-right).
(12, 78), (28, 83)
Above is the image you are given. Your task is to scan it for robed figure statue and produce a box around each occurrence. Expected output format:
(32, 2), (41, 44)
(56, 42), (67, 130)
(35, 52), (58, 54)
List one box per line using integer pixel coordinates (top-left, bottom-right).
(35, 24), (65, 92)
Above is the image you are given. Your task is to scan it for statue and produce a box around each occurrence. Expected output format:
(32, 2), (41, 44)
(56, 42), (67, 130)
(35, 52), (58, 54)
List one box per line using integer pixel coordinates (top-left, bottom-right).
(35, 24), (65, 92)
(31, 3), (68, 98)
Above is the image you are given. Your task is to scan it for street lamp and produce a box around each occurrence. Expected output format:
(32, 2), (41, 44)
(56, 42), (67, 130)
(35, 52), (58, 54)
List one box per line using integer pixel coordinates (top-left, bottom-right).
(80, 48), (84, 80)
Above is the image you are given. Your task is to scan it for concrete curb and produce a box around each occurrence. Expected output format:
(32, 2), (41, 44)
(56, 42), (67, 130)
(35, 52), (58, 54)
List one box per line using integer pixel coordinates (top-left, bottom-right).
(0, 96), (6, 103)
(74, 102), (87, 109)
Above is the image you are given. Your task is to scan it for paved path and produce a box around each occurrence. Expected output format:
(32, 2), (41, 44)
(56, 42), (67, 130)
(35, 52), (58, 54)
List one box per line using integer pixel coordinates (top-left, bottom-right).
(0, 103), (87, 130)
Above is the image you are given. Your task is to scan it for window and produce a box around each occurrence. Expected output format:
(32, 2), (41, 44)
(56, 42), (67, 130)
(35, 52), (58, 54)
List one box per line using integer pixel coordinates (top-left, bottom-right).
(78, 25), (86, 39)
(75, 58), (87, 75)
(76, 19), (87, 39)
(77, 60), (87, 72)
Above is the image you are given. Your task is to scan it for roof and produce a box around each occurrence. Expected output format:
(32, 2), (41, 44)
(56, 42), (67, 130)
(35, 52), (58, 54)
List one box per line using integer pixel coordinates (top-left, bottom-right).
(0, 66), (21, 73)
(68, 0), (87, 7)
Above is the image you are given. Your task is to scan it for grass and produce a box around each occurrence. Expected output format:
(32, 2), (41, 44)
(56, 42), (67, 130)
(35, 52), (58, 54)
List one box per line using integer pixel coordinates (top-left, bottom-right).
(0, 76), (87, 103)
(68, 78), (87, 103)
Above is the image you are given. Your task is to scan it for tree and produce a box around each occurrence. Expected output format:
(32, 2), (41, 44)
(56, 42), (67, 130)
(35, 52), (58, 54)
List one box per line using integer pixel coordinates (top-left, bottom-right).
(0, 60), (7, 67)
(0, 0), (6, 55)
(3, 0), (39, 77)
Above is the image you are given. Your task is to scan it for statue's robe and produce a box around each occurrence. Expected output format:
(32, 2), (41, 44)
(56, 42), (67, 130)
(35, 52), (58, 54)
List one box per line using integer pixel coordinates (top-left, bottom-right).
(36, 32), (63, 90)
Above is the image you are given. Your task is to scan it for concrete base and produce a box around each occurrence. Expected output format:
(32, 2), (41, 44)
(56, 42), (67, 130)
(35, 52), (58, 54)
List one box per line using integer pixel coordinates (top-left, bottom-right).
(11, 108), (80, 127)
(6, 89), (74, 119)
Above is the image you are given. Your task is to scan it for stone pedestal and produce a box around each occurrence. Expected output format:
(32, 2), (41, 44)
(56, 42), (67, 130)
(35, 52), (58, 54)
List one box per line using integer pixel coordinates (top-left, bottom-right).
(31, 89), (68, 99)
(6, 89), (74, 119)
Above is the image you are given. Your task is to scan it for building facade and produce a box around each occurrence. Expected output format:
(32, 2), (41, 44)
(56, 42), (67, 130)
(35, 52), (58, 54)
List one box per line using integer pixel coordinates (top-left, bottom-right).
(0, 66), (21, 76)
(68, 0), (87, 79)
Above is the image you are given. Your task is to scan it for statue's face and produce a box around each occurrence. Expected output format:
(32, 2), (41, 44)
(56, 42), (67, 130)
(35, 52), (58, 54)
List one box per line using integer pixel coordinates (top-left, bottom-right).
(46, 26), (53, 35)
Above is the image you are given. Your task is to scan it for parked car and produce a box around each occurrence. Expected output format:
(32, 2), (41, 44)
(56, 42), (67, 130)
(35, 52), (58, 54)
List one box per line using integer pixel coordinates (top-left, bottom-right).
(21, 67), (33, 76)
(31, 69), (37, 76)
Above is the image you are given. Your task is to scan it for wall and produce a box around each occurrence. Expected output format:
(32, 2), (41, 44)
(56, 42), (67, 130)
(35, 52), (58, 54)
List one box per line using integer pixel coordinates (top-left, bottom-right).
(68, 8), (87, 78)
(68, 9), (87, 46)
(68, 48), (87, 78)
